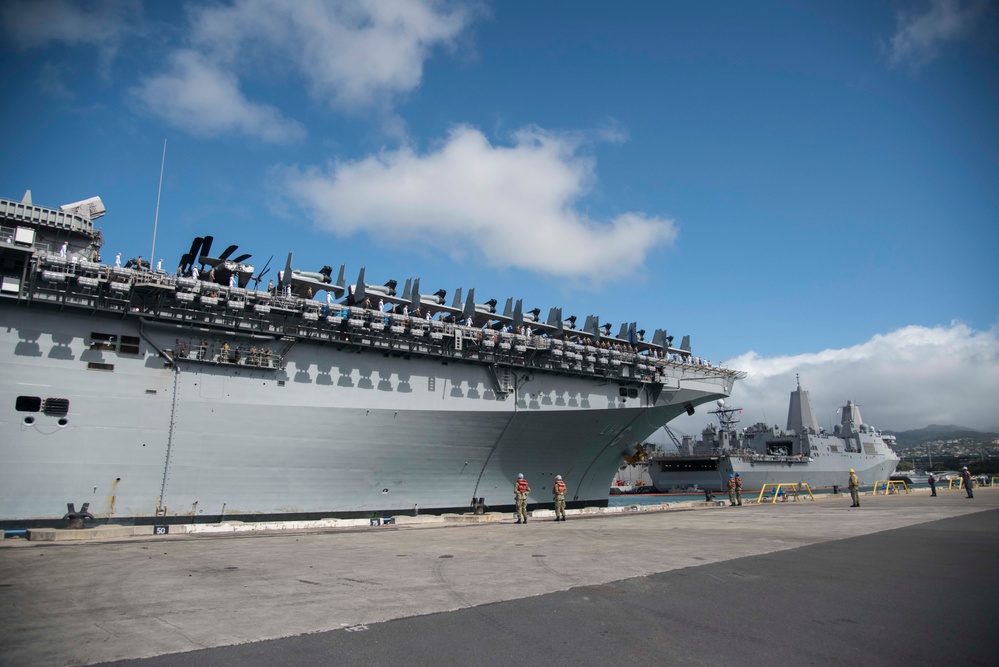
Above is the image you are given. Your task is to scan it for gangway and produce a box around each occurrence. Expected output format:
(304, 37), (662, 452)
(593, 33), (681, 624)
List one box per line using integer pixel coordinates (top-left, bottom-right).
(756, 482), (814, 504)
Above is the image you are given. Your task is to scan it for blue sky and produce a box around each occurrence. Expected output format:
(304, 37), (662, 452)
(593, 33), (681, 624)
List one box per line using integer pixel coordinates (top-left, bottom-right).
(1, 0), (997, 432)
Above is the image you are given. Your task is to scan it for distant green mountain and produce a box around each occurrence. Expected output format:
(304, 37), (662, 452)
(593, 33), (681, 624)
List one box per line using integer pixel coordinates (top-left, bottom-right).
(888, 424), (997, 448)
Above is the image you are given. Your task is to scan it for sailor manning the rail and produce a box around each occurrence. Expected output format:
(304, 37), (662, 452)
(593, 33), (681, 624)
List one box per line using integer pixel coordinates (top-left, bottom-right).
(552, 475), (567, 521)
(514, 474), (531, 524)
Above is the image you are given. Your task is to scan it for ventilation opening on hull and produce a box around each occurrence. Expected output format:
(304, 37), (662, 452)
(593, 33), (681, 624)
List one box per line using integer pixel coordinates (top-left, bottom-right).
(43, 398), (70, 415)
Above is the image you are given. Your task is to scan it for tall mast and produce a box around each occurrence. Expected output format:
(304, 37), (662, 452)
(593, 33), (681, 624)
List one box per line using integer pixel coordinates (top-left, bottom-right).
(150, 139), (167, 268)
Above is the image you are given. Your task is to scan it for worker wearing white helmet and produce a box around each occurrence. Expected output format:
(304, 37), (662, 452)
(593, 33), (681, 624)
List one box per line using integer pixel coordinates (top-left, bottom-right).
(514, 473), (531, 524)
(552, 474), (567, 521)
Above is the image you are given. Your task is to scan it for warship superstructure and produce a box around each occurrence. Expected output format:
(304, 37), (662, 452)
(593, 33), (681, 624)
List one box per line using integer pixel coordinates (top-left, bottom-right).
(0, 191), (742, 526)
(647, 379), (899, 493)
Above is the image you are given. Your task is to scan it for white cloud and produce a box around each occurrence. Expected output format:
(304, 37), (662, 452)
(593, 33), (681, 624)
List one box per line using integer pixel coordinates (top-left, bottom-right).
(670, 323), (999, 436)
(887, 0), (991, 70)
(280, 125), (679, 279)
(132, 0), (474, 141)
(188, 0), (474, 110)
(131, 50), (306, 144)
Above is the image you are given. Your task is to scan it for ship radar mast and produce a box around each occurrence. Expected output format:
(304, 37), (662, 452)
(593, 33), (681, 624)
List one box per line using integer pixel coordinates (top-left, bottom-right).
(709, 398), (741, 433)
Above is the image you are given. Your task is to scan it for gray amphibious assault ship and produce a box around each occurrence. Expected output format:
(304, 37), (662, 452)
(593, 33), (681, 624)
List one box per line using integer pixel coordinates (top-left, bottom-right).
(0, 190), (743, 527)
(647, 378), (899, 493)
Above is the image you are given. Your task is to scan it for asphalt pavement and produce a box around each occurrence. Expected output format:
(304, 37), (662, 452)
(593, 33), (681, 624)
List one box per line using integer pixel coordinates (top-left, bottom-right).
(1, 488), (996, 666)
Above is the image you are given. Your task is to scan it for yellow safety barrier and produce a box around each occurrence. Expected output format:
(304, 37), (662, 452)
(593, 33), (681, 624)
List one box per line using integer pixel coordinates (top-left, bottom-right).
(872, 480), (909, 495)
(949, 478), (979, 490)
(990, 477), (998, 487)
(756, 482), (815, 504)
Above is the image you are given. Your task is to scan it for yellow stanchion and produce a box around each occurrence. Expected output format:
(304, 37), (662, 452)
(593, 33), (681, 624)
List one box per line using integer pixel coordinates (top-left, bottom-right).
(949, 478), (979, 490)
(756, 482), (814, 504)
(872, 480), (909, 495)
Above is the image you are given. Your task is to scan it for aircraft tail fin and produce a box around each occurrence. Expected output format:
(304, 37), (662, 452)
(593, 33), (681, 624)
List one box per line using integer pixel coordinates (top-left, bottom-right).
(352, 267), (367, 305)
(279, 252), (293, 289)
(462, 289), (476, 322)
(411, 278), (422, 311)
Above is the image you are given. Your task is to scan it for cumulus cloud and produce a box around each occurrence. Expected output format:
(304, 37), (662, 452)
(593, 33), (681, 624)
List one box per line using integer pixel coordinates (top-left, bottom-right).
(887, 0), (991, 70)
(188, 0), (473, 110)
(280, 125), (679, 279)
(132, 0), (473, 141)
(131, 50), (306, 144)
(671, 323), (999, 436)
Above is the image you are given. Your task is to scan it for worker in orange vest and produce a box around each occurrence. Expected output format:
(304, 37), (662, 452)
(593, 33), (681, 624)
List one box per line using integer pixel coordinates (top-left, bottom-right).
(552, 475), (567, 521)
(514, 473), (531, 524)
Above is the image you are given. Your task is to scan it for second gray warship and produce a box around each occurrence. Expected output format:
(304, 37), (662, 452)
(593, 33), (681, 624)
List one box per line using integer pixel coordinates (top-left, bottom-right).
(647, 379), (900, 493)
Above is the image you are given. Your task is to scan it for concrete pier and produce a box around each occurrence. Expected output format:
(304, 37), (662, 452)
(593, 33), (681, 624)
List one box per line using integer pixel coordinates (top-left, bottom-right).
(1, 488), (997, 666)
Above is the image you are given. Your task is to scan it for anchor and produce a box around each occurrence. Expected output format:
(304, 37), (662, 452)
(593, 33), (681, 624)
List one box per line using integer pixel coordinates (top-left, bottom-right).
(62, 502), (95, 529)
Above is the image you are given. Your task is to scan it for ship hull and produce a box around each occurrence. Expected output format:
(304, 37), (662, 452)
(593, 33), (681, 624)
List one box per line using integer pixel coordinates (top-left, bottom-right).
(648, 454), (899, 493)
(1, 306), (733, 525)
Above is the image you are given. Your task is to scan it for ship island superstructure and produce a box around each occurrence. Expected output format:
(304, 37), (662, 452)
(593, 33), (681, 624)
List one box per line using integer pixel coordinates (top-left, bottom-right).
(647, 378), (899, 493)
(0, 191), (743, 526)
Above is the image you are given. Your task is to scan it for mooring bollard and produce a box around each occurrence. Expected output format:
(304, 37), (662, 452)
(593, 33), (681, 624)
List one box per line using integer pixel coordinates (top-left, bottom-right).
(62, 502), (95, 529)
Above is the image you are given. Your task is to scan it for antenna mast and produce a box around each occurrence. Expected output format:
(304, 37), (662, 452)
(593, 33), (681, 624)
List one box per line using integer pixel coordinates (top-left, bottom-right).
(150, 139), (167, 268)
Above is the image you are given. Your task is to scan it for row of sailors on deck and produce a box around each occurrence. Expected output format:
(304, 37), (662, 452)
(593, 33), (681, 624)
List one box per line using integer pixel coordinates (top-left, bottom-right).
(214, 341), (272, 366)
(178, 339), (272, 366)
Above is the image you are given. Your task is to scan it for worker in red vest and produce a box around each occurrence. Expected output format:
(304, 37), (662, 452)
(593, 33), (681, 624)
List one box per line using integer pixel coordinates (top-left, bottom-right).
(552, 475), (567, 521)
(727, 474), (737, 506)
(514, 474), (531, 524)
